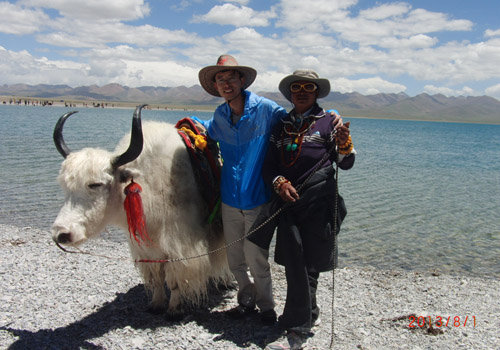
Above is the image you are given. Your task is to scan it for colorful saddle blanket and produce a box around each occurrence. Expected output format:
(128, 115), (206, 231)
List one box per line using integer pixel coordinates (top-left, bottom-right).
(175, 117), (222, 224)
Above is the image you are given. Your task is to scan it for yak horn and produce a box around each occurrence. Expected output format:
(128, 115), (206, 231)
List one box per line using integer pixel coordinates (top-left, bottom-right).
(53, 111), (78, 158)
(112, 104), (147, 169)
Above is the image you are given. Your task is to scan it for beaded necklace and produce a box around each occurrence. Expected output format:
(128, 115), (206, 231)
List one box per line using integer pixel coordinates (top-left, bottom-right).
(280, 115), (316, 167)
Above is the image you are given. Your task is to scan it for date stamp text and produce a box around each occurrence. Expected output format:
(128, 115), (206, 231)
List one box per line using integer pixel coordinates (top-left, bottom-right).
(409, 315), (476, 328)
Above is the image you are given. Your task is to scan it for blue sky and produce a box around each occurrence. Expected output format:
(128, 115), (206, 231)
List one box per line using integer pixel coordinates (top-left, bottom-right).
(1, 0), (500, 99)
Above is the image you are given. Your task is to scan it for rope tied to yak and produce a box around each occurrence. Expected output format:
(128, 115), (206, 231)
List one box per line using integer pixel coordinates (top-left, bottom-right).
(133, 136), (339, 263)
(54, 138), (339, 264)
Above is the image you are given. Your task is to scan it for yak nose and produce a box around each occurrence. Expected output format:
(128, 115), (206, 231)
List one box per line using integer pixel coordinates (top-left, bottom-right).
(55, 232), (72, 244)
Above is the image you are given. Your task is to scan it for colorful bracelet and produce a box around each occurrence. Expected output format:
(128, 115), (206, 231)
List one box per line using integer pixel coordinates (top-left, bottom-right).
(273, 176), (291, 194)
(338, 135), (353, 155)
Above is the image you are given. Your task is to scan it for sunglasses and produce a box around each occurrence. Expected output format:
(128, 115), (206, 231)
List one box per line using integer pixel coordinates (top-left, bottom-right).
(290, 82), (318, 93)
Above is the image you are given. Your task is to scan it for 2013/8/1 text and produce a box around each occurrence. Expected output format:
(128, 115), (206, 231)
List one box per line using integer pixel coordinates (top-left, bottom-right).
(409, 315), (476, 328)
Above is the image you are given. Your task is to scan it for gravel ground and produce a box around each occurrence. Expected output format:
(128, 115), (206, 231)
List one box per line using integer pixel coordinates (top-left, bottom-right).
(1, 224), (499, 350)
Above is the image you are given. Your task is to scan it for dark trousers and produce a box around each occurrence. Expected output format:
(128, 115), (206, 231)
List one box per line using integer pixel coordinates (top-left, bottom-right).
(280, 266), (320, 331)
(277, 196), (337, 331)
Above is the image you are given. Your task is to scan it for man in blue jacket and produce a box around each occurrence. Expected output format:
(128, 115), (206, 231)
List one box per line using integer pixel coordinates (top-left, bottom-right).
(195, 54), (287, 325)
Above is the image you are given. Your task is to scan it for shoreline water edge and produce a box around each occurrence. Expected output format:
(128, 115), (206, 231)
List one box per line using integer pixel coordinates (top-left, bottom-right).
(2, 97), (500, 125)
(1, 96), (214, 113)
(0, 224), (498, 349)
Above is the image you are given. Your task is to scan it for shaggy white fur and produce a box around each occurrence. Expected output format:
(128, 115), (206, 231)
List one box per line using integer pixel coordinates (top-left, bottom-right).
(52, 120), (231, 315)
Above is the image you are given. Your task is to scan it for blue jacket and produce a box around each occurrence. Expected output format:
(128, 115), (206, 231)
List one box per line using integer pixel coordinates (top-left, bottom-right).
(193, 90), (286, 210)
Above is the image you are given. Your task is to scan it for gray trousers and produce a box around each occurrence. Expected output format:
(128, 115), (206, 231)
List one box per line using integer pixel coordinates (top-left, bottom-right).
(221, 202), (275, 312)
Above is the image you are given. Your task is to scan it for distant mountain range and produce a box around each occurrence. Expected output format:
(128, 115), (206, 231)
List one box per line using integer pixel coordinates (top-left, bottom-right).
(2, 83), (500, 124)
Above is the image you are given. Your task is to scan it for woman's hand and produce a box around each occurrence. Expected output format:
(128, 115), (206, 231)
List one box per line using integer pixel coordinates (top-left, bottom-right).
(336, 121), (350, 145)
(279, 182), (299, 202)
(329, 110), (350, 144)
(330, 110), (343, 129)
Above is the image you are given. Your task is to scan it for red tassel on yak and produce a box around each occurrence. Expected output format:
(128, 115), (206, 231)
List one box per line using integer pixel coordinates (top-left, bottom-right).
(123, 180), (151, 246)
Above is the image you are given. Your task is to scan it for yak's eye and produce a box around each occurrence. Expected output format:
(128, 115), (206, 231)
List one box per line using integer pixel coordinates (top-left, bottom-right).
(88, 183), (104, 190)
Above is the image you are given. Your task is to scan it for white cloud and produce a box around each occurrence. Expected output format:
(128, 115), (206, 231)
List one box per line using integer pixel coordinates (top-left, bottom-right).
(332, 36), (500, 87)
(285, 32), (338, 53)
(252, 70), (285, 93)
(330, 7), (472, 47)
(35, 31), (98, 49)
(220, 0), (250, 5)
(485, 84), (500, 99)
(424, 85), (478, 97)
(170, 0), (193, 12)
(301, 56), (321, 67)
(275, 1), (473, 50)
(219, 28), (293, 72)
(399, 8), (472, 35)
(20, 0), (150, 21)
(0, 45), (202, 88)
(360, 2), (411, 20)
(36, 19), (199, 48)
(193, 4), (276, 27)
(88, 59), (128, 79)
(277, 0), (356, 31)
(332, 77), (407, 95)
(82, 45), (168, 62)
(0, 46), (90, 86)
(223, 26), (263, 41)
(0, 2), (49, 34)
(485, 29), (500, 38)
(378, 34), (438, 49)
(416, 39), (500, 84)
(123, 60), (200, 87)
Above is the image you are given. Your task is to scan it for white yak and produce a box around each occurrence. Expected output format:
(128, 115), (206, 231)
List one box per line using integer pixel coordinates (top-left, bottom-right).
(51, 105), (231, 317)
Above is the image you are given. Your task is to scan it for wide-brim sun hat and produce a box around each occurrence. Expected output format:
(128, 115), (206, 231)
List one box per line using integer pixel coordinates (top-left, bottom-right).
(279, 69), (331, 102)
(199, 54), (257, 97)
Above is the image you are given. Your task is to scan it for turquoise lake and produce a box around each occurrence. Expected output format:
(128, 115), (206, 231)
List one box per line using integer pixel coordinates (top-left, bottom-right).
(1, 104), (499, 278)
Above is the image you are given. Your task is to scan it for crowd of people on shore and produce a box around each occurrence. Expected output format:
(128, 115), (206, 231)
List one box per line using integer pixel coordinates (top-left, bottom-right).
(1, 99), (108, 108)
(2, 98), (57, 106)
(1, 98), (195, 111)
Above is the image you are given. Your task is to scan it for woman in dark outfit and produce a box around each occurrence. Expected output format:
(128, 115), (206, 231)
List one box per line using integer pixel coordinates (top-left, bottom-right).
(258, 69), (355, 350)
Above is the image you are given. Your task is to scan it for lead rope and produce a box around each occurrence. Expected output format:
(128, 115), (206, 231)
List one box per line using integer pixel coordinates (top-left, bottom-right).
(330, 156), (339, 349)
(54, 140), (338, 266)
(135, 140), (338, 264)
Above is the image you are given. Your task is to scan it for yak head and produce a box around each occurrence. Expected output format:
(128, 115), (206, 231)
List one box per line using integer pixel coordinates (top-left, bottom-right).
(51, 105), (146, 246)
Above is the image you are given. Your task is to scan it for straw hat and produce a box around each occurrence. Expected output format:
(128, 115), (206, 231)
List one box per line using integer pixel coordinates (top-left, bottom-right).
(198, 54), (257, 97)
(279, 69), (330, 101)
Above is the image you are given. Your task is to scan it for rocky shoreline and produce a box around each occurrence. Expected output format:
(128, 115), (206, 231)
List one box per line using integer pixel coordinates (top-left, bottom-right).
(1, 224), (498, 349)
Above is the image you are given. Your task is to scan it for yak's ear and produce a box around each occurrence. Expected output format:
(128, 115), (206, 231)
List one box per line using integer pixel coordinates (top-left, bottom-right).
(118, 168), (143, 183)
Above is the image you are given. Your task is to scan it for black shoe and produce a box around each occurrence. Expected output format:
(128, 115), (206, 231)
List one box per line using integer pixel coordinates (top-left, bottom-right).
(226, 304), (257, 319)
(260, 309), (277, 326)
